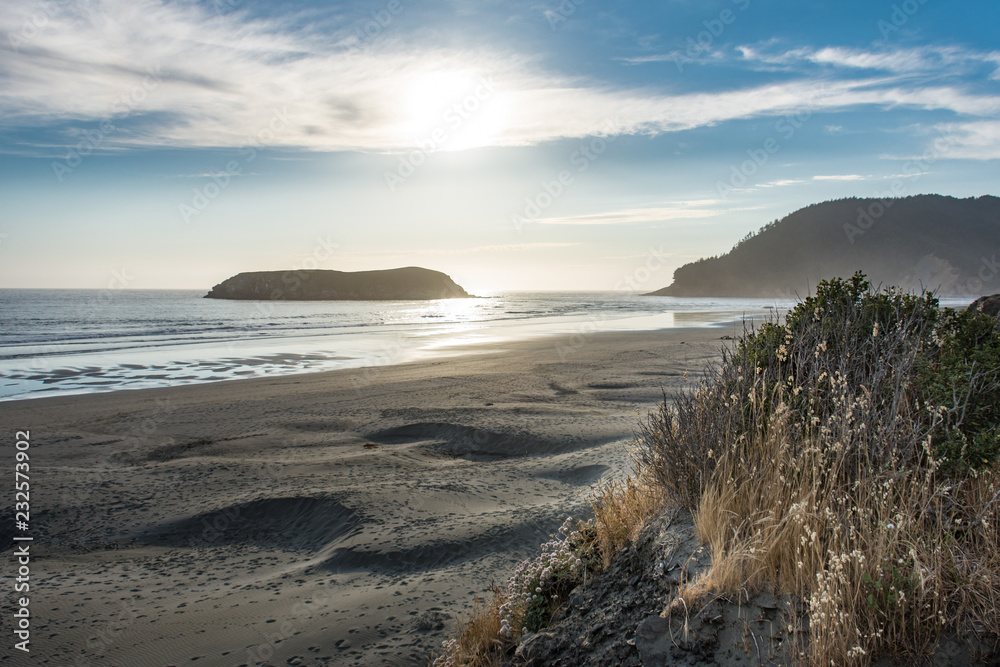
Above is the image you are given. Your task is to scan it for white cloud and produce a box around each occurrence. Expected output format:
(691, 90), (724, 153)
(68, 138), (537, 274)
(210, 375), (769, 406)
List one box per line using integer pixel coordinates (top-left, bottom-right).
(812, 174), (865, 181)
(618, 54), (679, 64)
(618, 49), (728, 66)
(932, 121), (1000, 160)
(739, 44), (1000, 77)
(755, 179), (807, 188)
(884, 171), (930, 179)
(2, 2), (999, 153)
(536, 205), (721, 226)
(810, 46), (964, 72)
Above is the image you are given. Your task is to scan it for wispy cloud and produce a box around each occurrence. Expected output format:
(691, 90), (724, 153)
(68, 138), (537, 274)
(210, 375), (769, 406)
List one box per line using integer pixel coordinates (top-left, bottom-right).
(536, 204), (721, 226)
(725, 179), (812, 194)
(756, 179), (807, 188)
(418, 242), (580, 254)
(618, 50), (728, 66)
(2, 2), (999, 153)
(738, 44), (1000, 77)
(933, 121), (1000, 160)
(812, 174), (865, 181)
(618, 53), (677, 64)
(350, 242), (580, 256)
(884, 171), (931, 179)
(175, 171), (251, 178)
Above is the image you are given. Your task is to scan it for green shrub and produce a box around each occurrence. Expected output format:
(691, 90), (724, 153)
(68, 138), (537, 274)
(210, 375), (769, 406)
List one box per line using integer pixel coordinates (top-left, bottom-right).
(918, 307), (1000, 470)
(728, 271), (1000, 473)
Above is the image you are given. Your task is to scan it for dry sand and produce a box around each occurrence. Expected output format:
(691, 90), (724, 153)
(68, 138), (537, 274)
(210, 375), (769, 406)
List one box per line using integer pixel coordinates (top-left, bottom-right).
(1, 327), (730, 666)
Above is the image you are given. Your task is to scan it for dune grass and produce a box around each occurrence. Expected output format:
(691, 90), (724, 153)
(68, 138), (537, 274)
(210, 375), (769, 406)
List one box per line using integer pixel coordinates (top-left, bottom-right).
(589, 473), (667, 568)
(433, 588), (508, 667)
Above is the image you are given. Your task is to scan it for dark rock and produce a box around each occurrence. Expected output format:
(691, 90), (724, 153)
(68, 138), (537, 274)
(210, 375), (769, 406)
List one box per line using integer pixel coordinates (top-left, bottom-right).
(514, 631), (557, 664)
(635, 616), (672, 666)
(204, 267), (471, 300)
(756, 590), (781, 610)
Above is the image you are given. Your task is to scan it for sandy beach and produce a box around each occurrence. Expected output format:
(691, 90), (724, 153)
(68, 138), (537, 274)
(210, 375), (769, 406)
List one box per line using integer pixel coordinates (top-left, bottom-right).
(2, 327), (729, 666)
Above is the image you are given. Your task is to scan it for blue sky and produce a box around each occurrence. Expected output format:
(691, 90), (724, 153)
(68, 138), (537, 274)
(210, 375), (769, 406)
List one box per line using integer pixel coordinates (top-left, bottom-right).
(1, 0), (998, 292)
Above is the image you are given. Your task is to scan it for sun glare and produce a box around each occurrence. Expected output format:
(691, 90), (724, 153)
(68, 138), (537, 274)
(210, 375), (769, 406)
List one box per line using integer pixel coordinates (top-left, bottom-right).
(401, 70), (508, 151)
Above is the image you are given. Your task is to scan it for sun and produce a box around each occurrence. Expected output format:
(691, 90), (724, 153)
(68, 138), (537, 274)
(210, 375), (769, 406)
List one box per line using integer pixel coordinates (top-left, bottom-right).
(400, 70), (508, 151)
(403, 71), (476, 129)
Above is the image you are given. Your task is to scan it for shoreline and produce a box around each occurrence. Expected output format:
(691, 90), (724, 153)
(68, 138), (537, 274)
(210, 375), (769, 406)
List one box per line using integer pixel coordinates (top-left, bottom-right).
(1, 327), (729, 666)
(1, 319), (756, 405)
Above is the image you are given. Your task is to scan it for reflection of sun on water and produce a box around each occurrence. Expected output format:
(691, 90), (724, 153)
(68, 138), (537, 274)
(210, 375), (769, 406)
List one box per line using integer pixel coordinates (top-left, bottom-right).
(408, 296), (491, 341)
(401, 70), (508, 151)
(431, 296), (485, 321)
(418, 297), (501, 349)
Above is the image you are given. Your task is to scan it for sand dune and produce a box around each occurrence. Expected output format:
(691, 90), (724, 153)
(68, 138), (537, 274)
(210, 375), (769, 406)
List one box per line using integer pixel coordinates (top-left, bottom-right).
(0, 327), (726, 665)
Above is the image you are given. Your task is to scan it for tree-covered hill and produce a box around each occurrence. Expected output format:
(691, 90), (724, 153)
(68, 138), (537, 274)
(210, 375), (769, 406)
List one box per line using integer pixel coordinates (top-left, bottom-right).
(646, 195), (1000, 297)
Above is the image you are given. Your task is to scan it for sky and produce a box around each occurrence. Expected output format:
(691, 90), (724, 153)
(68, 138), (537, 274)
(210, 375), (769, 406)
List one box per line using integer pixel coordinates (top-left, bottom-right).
(1, 0), (998, 293)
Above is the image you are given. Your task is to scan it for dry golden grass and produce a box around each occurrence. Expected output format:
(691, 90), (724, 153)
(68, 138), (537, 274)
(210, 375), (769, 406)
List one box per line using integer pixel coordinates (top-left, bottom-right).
(433, 587), (509, 667)
(666, 376), (1000, 663)
(589, 472), (667, 567)
(689, 393), (1000, 663)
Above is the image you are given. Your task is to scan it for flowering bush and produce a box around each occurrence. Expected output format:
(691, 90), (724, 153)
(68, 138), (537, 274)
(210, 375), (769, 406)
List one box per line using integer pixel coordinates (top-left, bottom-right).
(499, 517), (600, 637)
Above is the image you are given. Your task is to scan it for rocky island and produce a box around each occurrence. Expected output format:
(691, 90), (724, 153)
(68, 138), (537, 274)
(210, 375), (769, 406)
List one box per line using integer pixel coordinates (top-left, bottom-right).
(205, 266), (471, 300)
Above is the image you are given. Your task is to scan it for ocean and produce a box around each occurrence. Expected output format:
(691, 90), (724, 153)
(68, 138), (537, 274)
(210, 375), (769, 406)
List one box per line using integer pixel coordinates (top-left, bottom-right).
(1, 289), (969, 402)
